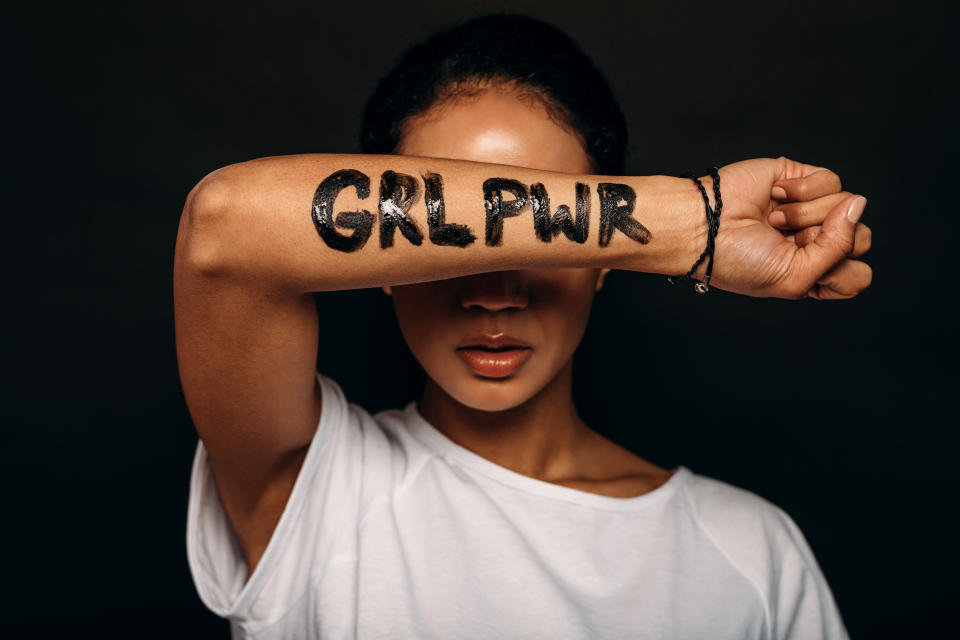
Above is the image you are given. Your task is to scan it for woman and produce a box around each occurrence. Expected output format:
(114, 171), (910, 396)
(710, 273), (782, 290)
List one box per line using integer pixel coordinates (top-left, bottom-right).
(175, 14), (869, 639)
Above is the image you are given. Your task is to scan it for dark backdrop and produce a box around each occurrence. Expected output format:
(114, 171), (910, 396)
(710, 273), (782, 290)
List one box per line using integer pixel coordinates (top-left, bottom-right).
(6, 0), (955, 636)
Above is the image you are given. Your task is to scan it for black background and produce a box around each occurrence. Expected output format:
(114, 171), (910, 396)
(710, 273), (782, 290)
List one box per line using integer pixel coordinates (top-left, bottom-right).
(6, 0), (955, 636)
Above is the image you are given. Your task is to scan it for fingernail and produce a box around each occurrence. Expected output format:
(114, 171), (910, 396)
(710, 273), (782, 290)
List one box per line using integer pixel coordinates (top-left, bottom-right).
(847, 196), (867, 223)
(768, 210), (787, 227)
(772, 185), (788, 200)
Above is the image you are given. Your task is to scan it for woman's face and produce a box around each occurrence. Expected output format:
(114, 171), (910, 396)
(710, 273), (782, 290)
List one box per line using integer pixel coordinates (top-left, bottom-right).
(390, 85), (610, 412)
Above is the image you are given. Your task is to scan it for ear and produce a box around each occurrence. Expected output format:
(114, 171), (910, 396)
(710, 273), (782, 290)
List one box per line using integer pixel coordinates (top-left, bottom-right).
(382, 286), (393, 296)
(595, 268), (611, 292)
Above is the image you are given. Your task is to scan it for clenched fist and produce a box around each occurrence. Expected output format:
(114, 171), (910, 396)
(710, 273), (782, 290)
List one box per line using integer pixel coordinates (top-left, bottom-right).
(699, 157), (872, 299)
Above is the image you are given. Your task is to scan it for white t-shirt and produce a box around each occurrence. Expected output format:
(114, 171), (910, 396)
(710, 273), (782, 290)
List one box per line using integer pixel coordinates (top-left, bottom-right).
(187, 373), (849, 639)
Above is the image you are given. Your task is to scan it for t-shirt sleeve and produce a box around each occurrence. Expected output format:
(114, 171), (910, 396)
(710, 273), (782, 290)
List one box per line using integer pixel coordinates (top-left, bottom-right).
(764, 504), (850, 640)
(185, 372), (368, 626)
(683, 476), (850, 640)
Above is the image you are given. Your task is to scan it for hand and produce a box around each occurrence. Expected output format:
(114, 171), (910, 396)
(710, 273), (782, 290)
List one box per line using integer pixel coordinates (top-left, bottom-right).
(701, 157), (872, 299)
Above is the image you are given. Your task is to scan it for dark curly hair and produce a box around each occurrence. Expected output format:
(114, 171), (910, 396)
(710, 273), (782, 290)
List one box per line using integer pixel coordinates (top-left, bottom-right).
(359, 13), (628, 176)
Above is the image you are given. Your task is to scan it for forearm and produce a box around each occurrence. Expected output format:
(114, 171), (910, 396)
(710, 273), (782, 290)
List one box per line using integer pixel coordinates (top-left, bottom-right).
(180, 153), (705, 292)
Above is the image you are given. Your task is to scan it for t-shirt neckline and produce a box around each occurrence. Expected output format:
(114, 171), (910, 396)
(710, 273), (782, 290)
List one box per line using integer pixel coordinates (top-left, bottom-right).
(402, 400), (692, 512)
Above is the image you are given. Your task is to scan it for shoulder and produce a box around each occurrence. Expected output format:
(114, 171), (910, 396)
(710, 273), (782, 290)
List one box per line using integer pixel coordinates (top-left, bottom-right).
(680, 472), (793, 540)
(676, 471), (849, 639)
(317, 373), (439, 492)
(677, 471), (815, 581)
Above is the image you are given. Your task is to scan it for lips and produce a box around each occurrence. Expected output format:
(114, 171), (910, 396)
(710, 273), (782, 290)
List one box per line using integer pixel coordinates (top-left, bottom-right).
(456, 333), (532, 378)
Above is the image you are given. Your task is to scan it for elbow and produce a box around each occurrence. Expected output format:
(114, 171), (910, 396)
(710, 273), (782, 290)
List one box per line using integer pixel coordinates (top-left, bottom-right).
(175, 172), (235, 278)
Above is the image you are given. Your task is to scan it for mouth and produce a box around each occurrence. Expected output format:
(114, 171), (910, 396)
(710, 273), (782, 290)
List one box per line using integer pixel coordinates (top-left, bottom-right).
(456, 334), (532, 378)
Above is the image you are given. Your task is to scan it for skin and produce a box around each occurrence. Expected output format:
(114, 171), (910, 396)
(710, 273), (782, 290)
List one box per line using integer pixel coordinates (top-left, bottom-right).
(388, 85), (674, 495)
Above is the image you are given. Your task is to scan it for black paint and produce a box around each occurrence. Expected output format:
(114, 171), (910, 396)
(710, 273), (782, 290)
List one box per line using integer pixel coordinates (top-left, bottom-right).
(423, 172), (476, 247)
(378, 171), (424, 249)
(483, 178), (528, 246)
(597, 182), (651, 247)
(530, 182), (590, 244)
(311, 169), (374, 252)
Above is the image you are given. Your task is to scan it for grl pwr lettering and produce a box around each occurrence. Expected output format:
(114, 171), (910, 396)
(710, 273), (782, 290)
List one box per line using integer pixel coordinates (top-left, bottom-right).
(311, 170), (651, 252)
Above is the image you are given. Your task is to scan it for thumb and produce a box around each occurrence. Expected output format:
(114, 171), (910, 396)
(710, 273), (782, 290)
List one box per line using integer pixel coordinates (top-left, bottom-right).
(795, 195), (867, 288)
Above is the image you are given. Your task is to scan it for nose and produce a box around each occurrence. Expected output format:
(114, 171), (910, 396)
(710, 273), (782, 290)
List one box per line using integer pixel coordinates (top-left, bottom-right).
(459, 271), (529, 313)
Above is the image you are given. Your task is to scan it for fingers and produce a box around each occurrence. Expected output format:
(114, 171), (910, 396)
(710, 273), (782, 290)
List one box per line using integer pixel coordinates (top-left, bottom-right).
(785, 194), (867, 296)
(771, 159), (842, 202)
(788, 221), (872, 258)
(804, 259), (873, 300)
(769, 192), (853, 229)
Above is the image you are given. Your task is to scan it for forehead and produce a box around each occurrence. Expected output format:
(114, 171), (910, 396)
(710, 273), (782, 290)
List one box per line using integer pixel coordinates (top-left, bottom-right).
(396, 86), (593, 174)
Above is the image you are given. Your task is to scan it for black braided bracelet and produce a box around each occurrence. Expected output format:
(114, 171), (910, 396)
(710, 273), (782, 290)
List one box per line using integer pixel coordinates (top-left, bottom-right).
(667, 167), (723, 293)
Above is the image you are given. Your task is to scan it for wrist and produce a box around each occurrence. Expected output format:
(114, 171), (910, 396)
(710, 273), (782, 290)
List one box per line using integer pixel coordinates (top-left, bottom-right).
(688, 172), (718, 282)
(611, 175), (709, 277)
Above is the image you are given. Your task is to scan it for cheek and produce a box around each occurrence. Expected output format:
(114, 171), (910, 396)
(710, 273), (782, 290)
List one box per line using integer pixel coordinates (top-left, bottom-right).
(390, 285), (456, 360)
(533, 270), (599, 311)
(528, 271), (599, 346)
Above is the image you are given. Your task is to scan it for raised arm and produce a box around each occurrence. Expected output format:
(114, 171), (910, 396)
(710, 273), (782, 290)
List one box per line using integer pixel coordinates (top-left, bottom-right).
(173, 152), (871, 574)
(177, 153), (712, 293)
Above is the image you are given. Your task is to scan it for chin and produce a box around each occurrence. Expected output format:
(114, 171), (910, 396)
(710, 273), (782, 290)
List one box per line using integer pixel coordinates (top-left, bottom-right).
(442, 373), (540, 413)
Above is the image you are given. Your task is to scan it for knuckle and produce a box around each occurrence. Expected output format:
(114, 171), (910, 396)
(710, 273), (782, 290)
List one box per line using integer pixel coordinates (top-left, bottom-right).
(834, 231), (855, 255)
(792, 203), (812, 224)
(823, 230), (853, 257)
(829, 171), (843, 192)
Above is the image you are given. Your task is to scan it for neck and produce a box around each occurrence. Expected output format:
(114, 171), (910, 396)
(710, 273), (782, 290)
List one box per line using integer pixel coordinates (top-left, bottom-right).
(417, 357), (591, 482)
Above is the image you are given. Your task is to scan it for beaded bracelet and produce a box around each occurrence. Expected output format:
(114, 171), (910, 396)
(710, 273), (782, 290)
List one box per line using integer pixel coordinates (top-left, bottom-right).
(667, 167), (723, 293)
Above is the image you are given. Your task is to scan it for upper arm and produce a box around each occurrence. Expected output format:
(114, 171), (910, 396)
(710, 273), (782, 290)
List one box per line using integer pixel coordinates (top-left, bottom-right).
(174, 174), (324, 573)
